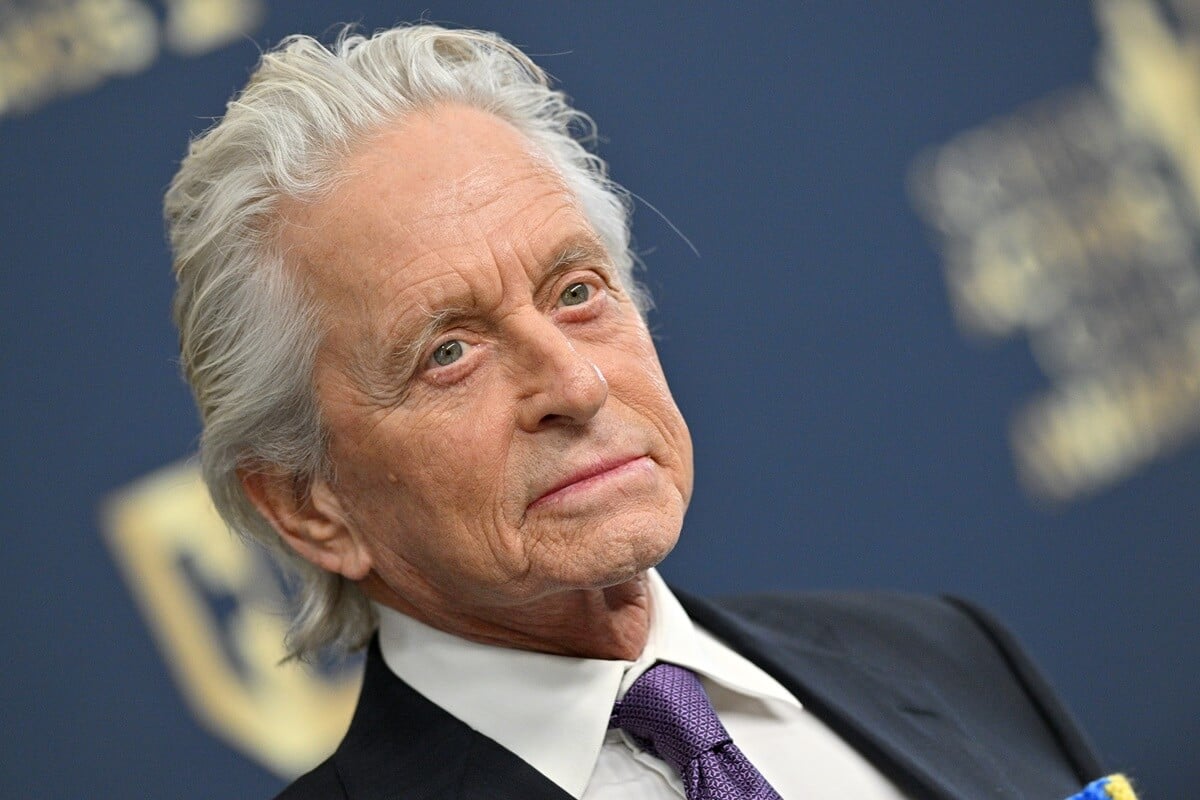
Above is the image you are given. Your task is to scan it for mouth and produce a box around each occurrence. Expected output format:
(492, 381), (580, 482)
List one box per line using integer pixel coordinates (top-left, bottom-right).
(529, 454), (652, 510)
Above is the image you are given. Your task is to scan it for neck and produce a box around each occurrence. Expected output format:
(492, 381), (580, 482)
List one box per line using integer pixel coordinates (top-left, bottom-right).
(364, 573), (654, 661)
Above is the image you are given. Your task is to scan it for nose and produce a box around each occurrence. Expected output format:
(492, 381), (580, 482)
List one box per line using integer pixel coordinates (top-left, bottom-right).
(513, 315), (608, 432)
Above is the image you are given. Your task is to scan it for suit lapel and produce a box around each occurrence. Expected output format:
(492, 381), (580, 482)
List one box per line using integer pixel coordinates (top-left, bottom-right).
(331, 639), (573, 800)
(676, 590), (1023, 800)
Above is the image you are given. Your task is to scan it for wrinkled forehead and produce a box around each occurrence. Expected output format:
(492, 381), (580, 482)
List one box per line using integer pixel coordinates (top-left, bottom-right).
(276, 104), (581, 292)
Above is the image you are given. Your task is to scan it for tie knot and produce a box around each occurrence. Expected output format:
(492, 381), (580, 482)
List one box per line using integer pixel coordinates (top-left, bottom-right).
(610, 663), (732, 774)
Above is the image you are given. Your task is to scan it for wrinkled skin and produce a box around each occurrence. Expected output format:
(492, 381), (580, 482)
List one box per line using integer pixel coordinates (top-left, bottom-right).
(248, 104), (693, 659)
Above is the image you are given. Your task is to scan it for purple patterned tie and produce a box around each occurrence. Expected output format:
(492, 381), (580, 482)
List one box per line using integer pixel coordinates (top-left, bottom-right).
(610, 663), (784, 800)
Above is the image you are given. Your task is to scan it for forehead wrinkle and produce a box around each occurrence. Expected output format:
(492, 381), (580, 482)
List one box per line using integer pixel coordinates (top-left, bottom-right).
(513, 206), (612, 287)
(375, 255), (480, 344)
(412, 148), (572, 225)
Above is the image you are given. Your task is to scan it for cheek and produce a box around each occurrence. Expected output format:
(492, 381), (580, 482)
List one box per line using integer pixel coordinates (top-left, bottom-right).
(346, 390), (522, 536)
(609, 334), (690, 438)
(588, 338), (693, 503)
(336, 414), (529, 590)
(374, 414), (499, 507)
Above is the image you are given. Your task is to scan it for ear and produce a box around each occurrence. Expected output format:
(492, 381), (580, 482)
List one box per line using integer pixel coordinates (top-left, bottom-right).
(240, 467), (373, 581)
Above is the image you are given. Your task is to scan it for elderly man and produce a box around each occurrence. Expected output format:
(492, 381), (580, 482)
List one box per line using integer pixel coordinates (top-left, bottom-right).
(166, 24), (1111, 800)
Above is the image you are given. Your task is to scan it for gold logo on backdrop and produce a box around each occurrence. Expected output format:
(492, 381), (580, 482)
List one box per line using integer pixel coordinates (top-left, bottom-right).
(0, 0), (264, 118)
(103, 461), (360, 778)
(910, 0), (1200, 501)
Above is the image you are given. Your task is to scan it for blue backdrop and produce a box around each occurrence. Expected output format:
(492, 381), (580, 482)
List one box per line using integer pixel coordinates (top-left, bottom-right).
(1, 2), (1195, 797)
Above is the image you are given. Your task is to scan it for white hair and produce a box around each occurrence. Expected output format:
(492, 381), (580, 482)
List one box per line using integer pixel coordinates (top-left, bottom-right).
(164, 24), (642, 659)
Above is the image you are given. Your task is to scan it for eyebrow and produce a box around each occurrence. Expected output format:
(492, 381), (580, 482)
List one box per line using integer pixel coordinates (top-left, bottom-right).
(545, 236), (611, 277)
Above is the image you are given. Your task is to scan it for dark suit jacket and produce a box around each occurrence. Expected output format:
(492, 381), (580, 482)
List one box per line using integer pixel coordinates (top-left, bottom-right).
(277, 591), (1105, 800)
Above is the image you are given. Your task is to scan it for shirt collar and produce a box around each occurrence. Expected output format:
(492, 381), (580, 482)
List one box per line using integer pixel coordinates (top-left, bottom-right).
(635, 570), (800, 708)
(374, 569), (799, 798)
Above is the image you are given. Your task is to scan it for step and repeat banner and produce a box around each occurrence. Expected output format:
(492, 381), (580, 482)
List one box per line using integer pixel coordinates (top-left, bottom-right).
(2, 1), (1196, 797)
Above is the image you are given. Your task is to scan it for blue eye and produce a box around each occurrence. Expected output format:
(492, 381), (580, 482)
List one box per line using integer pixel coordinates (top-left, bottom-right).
(432, 340), (467, 367)
(560, 282), (591, 306)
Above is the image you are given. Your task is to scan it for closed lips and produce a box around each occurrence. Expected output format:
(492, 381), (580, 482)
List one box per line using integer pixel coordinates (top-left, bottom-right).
(529, 455), (648, 508)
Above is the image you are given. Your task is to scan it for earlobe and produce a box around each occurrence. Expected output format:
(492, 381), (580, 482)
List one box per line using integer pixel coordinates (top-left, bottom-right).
(239, 467), (373, 581)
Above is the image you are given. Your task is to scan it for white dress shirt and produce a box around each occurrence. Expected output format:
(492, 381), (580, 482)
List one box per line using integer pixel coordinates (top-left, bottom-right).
(375, 570), (910, 799)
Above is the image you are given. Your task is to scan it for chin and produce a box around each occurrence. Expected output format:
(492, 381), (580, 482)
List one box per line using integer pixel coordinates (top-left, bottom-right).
(563, 510), (682, 590)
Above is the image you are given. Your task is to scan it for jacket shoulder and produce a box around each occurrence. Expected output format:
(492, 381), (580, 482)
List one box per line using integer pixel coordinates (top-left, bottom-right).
(712, 589), (978, 641)
(705, 590), (1105, 779)
(273, 757), (347, 800)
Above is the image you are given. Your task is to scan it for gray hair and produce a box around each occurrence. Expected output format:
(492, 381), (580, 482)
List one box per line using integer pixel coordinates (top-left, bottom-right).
(164, 24), (641, 659)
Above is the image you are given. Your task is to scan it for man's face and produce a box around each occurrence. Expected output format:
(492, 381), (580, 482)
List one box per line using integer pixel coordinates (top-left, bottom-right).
(281, 105), (693, 616)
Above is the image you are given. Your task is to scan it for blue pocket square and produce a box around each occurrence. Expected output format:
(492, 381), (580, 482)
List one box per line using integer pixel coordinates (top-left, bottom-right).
(1065, 774), (1137, 800)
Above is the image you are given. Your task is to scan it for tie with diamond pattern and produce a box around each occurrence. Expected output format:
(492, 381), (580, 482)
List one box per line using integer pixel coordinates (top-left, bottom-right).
(610, 662), (784, 800)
